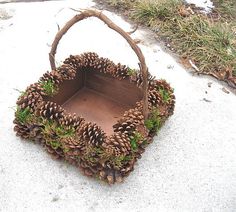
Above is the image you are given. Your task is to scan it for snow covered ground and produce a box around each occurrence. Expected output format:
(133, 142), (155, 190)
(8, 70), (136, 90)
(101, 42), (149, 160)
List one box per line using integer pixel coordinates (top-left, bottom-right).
(0, 0), (236, 211)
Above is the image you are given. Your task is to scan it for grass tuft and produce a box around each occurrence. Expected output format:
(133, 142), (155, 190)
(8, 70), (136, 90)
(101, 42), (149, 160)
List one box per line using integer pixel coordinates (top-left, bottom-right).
(41, 80), (58, 96)
(15, 107), (32, 124)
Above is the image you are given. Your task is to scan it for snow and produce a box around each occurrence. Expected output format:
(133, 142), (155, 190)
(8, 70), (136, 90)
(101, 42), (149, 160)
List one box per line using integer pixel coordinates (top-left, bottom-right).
(185, 0), (214, 12)
(0, 1), (236, 212)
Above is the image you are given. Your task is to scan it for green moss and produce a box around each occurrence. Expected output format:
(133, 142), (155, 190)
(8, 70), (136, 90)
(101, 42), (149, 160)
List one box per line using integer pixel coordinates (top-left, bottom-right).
(49, 140), (61, 149)
(127, 67), (136, 76)
(15, 107), (32, 124)
(41, 80), (58, 96)
(112, 155), (133, 168)
(145, 108), (161, 133)
(129, 132), (143, 151)
(158, 88), (170, 103)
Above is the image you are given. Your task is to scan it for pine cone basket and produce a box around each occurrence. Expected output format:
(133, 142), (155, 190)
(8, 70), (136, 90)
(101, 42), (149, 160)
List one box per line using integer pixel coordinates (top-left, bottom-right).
(13, 9), (175, 185)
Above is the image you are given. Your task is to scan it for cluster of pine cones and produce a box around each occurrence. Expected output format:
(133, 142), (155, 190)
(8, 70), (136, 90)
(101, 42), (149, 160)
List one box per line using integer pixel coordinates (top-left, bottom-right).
(14, 52), (175, 184)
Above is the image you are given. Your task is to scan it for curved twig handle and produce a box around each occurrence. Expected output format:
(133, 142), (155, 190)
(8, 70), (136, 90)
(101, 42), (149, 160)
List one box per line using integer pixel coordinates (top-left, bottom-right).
(49, 9), (148, 119)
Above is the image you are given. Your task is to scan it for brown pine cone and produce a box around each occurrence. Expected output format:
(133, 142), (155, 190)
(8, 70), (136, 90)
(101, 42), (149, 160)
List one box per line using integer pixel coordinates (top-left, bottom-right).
(92, 57), (115, 74)
(64, 55), (84, 70)
(43, 141), (64, 160)
(59, 113), (85, 130)
(78, 122), (106, 147)
(39, 70), (63, 85)
(113, 120), (136, 136)
(81, 52), (99, 67)
(148, 89), (162, 107)
(57, 63), (76, 80)
(112, 63), (129, 79)
(130, 72), (155, 88)
(61, 137), (86, 157)
(25, 83), (46, 96)
(123, 107), (144, 126)
(78, 158), (102, 177)
(28, 124), (44, 142)
(16, 92), (43, 112)
(99, 167), (123, 184)
(13, 121), (30, 139)
(103, 132), (131, 157)
(36, 101), (64, 121)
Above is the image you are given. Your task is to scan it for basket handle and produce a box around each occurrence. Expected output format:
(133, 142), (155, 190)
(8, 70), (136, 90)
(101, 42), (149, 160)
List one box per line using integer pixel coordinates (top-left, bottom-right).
(49, 9), (148, 119)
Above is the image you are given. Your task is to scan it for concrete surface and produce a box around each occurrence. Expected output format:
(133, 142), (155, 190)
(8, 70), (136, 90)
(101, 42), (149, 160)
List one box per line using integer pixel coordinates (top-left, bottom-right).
(0, 0), (236, 211)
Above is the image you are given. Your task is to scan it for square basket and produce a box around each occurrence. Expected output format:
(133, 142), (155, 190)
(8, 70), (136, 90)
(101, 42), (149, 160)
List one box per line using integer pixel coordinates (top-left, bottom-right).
(14, 10), (175, 184)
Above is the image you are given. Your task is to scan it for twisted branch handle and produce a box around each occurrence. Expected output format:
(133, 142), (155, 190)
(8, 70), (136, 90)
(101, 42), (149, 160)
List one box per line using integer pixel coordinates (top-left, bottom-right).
(49, 9), (148, 119)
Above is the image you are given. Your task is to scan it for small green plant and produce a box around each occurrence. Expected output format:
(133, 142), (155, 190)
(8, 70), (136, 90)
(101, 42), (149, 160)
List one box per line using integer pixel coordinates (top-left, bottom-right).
(129, 131), (143, 151)
(127, 67), (136, 76)
(49, 140), (61, 149)
(158, 88), (170, 103)
(15, 107), (32, 124)
(145, 108), (161, 133)
(41, 80), (58, 96)
(112, 155), (132, 168)
(42, 119), (76, 139)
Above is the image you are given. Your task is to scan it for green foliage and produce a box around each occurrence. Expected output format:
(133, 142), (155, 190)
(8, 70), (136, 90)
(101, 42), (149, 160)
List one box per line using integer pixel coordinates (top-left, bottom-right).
(158, 88), (170, 103)
(49, 140), (61, 149)
(15, 107), (31, 124)
(112, 155), (132, 168)
(145, 108), (161, 133)
(129, 132), (143, 151)
(42, 119), (75, 139)
(83, 146), (104, 164)
(127, 67), (136, 76)
(41, 80), (58, 96)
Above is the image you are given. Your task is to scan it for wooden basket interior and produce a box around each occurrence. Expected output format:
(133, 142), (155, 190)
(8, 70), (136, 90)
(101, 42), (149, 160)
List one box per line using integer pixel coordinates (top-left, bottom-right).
(46, 68), (143, 135)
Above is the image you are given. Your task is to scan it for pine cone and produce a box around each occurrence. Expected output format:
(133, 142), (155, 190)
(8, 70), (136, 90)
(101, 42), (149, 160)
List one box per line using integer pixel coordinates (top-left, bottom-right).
(28, 124), (44, 142)
(64, 55), (84, 70)
(148, 89), (162, 106)
(59, 113), (85, 130)
(92, 57), (115, 74)
(78, 122), (106, 147)
(81, 52), (99, 67)
(123, 107), (144, 126)
(99, 167), (123, 184)
(119, 158), (136, 177)
(136, 124), (149, 140)
(113, 120), (136, 136)
(152, 79), (175, 116)
(103, 132), (131, 157)
(112, 63), (129, 79)
(36, 101), (64, 121)
(57, 64), (76, 80)
(61, 137), (85, 157)
(78, 158), (102, 177)
(130, 72), (155, 88)
(13, 120), (30, 139)
(43, 141), (64, 160)
(25, 83), (46, 96)
(16, 92), (43, 112)
(39, 70), (62, 85)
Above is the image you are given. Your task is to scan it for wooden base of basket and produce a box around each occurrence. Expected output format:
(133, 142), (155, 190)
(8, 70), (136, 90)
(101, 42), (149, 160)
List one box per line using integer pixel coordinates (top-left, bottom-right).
(48, 70), (142, 135)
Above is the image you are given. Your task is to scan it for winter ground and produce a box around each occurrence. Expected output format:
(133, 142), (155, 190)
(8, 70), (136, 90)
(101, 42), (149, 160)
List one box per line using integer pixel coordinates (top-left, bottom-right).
(0, 0), (236, 211)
